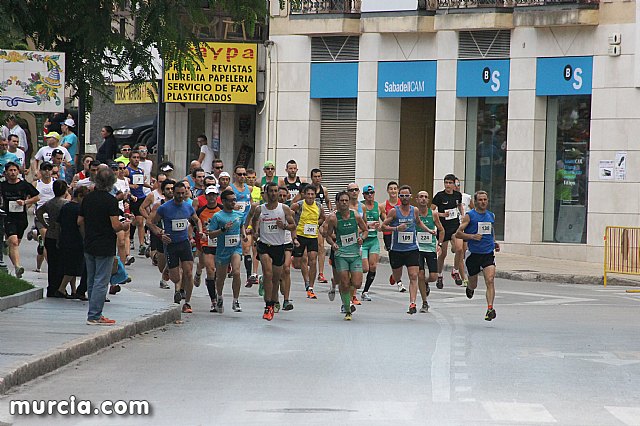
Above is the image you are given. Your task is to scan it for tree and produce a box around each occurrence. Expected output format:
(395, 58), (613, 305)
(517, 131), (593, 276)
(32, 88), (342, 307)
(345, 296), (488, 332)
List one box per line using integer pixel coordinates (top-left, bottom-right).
(0, 0), (266, 111)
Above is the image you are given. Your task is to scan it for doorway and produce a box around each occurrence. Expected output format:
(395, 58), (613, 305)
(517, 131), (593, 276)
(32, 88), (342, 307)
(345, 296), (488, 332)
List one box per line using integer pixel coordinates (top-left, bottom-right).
(399, 98), (436, 197)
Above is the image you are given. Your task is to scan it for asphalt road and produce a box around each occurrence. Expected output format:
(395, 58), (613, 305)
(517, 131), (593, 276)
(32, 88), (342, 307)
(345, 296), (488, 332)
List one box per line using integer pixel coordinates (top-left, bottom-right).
(2, 244), (640, 425)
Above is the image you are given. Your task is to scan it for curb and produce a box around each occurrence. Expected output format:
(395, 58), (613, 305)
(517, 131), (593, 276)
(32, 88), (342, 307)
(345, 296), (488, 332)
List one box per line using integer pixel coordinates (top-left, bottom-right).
(0, 305), (181, 395)
(0, 288), (43, 312)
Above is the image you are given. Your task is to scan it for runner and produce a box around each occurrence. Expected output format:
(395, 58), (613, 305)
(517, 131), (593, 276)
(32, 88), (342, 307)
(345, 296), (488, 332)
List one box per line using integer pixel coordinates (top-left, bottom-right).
(291, 184), (325, 299)
(217, 171), (231, 197)
(196, 185), (221, 312)
(416, 191), (445, 313)
(261, 160), (278, 187)
(0, 136), (19, 176)
(34, 132), (71, 171)
(72, 154), (94, 184)
(249, 182), (296, 321)
(278, 159), (306, 202)
(346, 183), (365, 305)
(325, 191), (368, 321)
(432, 174), (466, 288)
(145, 178), (174, 289)
(33, 162), (56, 273)
(208, 189), (246, 314)
(211, 159), (224, 184)
(231, 165), (255, 286)
(382, 185), (433, 314)
(455, 190), (499, 321)
(310, 168), (331, 284)
(114, 143), (131, 166)
(136, 143), (153, 197)
(191, 175), (218, 286)
(185, 167), (206, 199)
(360, 184), (386, 301)
(383, 181), (404, 291)
(125, 150), (148, 256)
(245, 168), (262, 287)
(112, 161), (133, 265)
(277, 186), (295, 311)
(1, 162), (39, 279)
(5, 135), (24, 171)
(147, 181), (201, 313)
(455, 178), (474, 216)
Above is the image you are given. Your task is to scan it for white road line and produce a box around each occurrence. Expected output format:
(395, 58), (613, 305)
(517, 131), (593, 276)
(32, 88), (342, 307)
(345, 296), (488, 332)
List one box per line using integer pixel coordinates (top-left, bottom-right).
(482, 402), (556, 423)
(605, 406), (640, 425)
(430, 310), (452, 402)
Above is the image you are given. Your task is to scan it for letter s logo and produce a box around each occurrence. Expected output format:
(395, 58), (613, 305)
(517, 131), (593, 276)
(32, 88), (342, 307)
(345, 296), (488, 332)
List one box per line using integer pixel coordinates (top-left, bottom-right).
(491, 70), (501, 92)
(572, 67), (583, 90)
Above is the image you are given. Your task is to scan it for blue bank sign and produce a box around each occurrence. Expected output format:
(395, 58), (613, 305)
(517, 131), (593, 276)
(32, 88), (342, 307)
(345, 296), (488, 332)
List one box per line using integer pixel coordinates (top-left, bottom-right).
(310, 62), (358, 99)
(377, 61), (437, 98)
(536, 56), (593, 96)
(457, 59), (510, 97)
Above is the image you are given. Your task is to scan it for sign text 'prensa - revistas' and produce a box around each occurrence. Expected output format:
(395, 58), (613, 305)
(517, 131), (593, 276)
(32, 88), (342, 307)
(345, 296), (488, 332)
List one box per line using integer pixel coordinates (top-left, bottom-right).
(164, 43), (257, 105)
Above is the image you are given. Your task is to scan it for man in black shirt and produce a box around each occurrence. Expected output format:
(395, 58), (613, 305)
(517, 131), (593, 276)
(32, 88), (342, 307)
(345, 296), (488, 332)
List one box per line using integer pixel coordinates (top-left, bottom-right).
(1, 162), (39, 279)
(78, 167), (131, 326)
(431, 174), (465, 289)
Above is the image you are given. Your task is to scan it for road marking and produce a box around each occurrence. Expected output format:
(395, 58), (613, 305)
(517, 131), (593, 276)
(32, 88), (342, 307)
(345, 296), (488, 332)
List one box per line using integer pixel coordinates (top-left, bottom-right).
(454, 372), (469, 380)
(454, 361), (467, 367)
(430, 310), (452, 402)
(455, 386), (472, 392)
(534, 351), (640, 366)
(482, 402), (556, 423)
(605, 406), (640, 425)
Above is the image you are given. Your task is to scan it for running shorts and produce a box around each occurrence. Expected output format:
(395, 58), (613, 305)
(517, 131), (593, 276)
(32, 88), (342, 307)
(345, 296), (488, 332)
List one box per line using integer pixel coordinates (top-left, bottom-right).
(293, 235), (318, 257)
(389, 249), (420, 270)
(5, 216), (28, 239)
(465, 252), (495, 277)
(383, 234), (392, 252)
(361, 237), (380, 259)
(418, 251), (438, 273)
(334, 255), (362, 273)
(202, 246), (217, 256)
(130, 197), (146, 217)
(164, 239), (193, 269)
(257, 241), (285, 267)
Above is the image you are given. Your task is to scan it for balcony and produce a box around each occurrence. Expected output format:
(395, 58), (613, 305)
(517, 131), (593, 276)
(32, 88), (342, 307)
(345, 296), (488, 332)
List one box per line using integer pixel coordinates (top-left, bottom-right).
(290, 0), (361, 15)
(513, 0), (599, 27)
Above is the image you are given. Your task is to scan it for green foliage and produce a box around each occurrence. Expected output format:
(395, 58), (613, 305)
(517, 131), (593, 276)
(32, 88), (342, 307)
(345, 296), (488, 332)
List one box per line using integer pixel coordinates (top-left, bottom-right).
(1, 0), (267, 111)
(0, 272), (34, 298)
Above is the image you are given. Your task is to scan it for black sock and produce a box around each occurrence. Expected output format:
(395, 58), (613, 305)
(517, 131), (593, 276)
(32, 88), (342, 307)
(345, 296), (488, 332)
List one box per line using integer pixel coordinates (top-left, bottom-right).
(205, 279), (217, 300)
(244, 255), (252, 279)
(363, 271), (376, 293)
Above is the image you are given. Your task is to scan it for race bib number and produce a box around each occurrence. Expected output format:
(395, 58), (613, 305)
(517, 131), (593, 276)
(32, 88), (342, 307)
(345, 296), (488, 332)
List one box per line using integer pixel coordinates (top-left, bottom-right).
(8, 201), (24, 213)
(398, 231), (414, 244)
(304, 223), (318, 236)
(171, 219), (188, 232)
(207, 236), (218, 247)
(417, 232), (432, 244)
(237, 201), (248, 213)
(264, 222), (279, 234)
(478, 222), (492, 235)
(367, 221), (378, 229)
(340, 233), (356, 246)
(132, 174), (144, 185)
(445, 208), (458, 220)
(225, 234), (240, 247)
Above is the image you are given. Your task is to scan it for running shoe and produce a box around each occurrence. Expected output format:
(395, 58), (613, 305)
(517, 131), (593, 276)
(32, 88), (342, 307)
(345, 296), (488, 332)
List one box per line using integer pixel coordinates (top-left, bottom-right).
(426, 283), (431, 297)
(452, 270), (463, 286)
(246, 273), (259, 288)
(138, 245), (147, 256)
(173, 291), (182, 304)
(340, 304), (357, 314)
(328, 288), (336, 301)
(232, 300), (242, 312)
(317, 273), (328, 283)
(466, 287), (474, 299)
(274, 301), (280, 313)
(344, 312), (352, 321)
(216, 298), (224, 314)
(263, 306), (274, 321)
(15, 266), (24, 279)
(283, 300), (294, 311)
(144, 246), (151, 258)
(210, 301), (217, 313)
(86, 317), (116, 326)
(130, 241), (135, 251)
(389, 274), (395, 285)
(462, 279), (469, 288)
(361, 292), (372, 302)
(194, 272), (202, 288)
(180, 289), (186, 300)
(397, 281), (407, 293)
(485, 308), (496, 321)
(109, 285), (121, 295)
(420, 301), (429, 313)
(436, 276), (444, 289)
(159, 280), (170, 289)
(306, 288), (317, 299)
(26, 229), (33, 241)
(125, 255), (135, 266)
(182, 303), (193, 314)
(351, 295), (361, 305)
(407, 303), (417, 315)
(258, 275), (264, 297)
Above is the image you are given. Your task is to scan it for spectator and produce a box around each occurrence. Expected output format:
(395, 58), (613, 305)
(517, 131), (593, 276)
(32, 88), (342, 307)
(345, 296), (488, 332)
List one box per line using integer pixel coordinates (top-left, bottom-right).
(60, 118), (78, 180)
(96, 126), (117, 164)
(115, 143), (131, 166)
(5, 115), (28, 152)
(57, 186), (89, 299)
(0, 135), (19, 175)
(78, 167), (131, 325)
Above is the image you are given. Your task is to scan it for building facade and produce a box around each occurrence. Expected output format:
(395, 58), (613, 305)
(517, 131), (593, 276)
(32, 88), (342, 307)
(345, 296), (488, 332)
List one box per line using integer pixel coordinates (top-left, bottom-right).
(260, 0), (638, 262)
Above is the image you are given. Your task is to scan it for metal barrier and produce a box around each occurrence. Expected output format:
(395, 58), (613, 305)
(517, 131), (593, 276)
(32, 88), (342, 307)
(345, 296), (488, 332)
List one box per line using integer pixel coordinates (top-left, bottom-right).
(604, 226), (640, 287)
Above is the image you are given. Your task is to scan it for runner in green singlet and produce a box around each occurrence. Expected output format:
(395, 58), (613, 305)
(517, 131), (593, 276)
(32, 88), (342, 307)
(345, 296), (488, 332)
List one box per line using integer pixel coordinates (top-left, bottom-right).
(416, 191), (444, 313)
(360, 184), (386, 301)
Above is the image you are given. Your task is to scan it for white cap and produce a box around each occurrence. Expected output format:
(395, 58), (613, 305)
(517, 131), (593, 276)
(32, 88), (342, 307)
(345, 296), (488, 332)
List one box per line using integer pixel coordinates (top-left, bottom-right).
(63, 118), (75, 127)
(205, 185), (218, 195)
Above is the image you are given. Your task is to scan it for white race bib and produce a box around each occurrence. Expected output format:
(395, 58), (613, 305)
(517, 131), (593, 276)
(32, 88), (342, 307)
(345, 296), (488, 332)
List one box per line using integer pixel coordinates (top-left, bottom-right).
(478, 222), (492, 235)
(340, 233), (356, 247)
(367, 221), (377, 229)
(398, 231), (414, 244)
(207, 236), (218, 247)
(132, 174), (144, 185)
(225, 234), (240, 247)
(8, 201), (24, 213)
(171, 219), (188, 232)
(264, 222), (279, 234)
(303, 223), (318, 236)
(237, 201), (248, 212)
(417, 232), (432, 244)
(445, 208), (458, 220)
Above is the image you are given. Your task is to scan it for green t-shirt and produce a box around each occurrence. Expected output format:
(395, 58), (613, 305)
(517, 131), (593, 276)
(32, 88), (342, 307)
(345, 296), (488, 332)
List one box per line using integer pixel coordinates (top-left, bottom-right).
(418, 208), (437, 253)
(335, 210), (360, 258)
(362, 201), (379, 239)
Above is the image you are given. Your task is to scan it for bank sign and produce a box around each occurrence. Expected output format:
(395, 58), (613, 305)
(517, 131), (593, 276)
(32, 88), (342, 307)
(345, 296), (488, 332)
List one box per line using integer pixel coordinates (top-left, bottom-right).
(378, 61), (437, 98)
(457, 59), (510, 97)
(536, 56), (593, 96)
(163, 42), (257, 105)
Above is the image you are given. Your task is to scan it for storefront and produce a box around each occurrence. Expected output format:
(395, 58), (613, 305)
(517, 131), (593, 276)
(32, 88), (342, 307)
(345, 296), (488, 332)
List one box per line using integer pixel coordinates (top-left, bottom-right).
(457, 59), (510, 240)
(537, 56), (593, 244)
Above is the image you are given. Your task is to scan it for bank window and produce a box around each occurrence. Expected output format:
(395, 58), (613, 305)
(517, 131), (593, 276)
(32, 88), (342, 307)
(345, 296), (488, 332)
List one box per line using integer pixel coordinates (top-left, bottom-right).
(543, 95), (591, 243)
(465, 97), (508, 240)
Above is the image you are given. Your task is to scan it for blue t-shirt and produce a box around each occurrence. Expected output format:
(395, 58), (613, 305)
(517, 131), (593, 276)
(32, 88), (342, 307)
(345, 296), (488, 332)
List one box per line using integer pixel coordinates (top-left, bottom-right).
(231, 183), (252, 221)
(61, 133), (78, 165)
(209, 209), (243, 256)
(465, 209), (496, 254)
(156, 199), (195, 244)
(127, 165), (146, 199)
(0, 152), (19, 175)
(390, 205), (419, 252)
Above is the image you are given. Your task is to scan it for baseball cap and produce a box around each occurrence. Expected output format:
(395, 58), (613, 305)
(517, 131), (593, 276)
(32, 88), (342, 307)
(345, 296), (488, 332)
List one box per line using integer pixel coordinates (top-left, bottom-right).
(159, 161), (174, 172)
(205, 185), (218, 195)
(62, 118), (75, 127)
(219, 171), (231, 178)
(51, 148), (64, 157)
(263, 160), (275, 169)
(44, 132), (61, 141)
(363, 184), (375, 193)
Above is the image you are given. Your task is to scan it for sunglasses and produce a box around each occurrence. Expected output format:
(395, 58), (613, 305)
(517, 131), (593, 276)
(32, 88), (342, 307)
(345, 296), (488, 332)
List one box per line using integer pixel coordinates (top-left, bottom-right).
(399, 194), (411, 198)
(236, 172), (247, 176)
(348, 188), (360, 192)
(264, 167), (275, 171)
(214, 166), (224, 170)
(363, 191), (375, 195)
(224, 198), (237, 202)
(121, 148), (131, 152)
(119, 167), (126, 170)
(139, 149), (147, 153)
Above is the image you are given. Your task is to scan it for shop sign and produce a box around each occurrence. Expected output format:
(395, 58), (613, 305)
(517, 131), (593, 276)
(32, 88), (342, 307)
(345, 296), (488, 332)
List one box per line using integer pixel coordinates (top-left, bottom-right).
(164, 42), (257, 105)
(536, 56), (593, 96)
(377, 61), (436, 98)
(457, 59), (510, 97)
(310, 62), (358, 99)
(114, 81), (157, 104)
(362, 0), (419, 12)
(0, 49), (65, 112)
